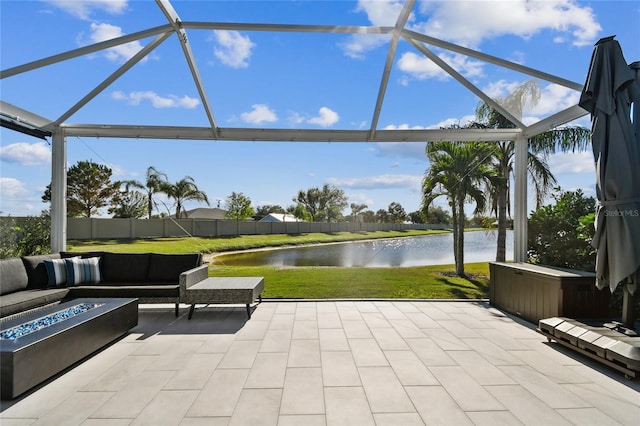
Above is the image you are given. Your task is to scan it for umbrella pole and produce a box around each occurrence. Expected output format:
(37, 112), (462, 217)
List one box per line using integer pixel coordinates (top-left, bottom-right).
(621, 284), (637, 331)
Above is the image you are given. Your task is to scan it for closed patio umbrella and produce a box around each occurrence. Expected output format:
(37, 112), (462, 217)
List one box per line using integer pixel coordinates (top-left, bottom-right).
(579, 36), (640, 330)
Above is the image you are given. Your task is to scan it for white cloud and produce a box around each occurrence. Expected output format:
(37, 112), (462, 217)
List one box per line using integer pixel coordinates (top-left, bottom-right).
(47, 2), (144, 63)
(0, 177), (28, 198)
(340, 0), (407, 59)
(374, 141), (426, 160)
(241, 104), (278, 124)
(213, 30), (255, 68)
(356, 0), (408, 26)
(345, 192), (374, 208)
(111, 91), (200, 109)
(108, 164), (133, 179)
(383, 114), (475, 131)
(307, 107), (339, 127)
(415, 0), (601, 47)
(528, 83), (581, 116)
(85, 22), (144, 63)
(442, 52), (485, 79)
(547, 151), (595, 175)
(482, 80), (582, 122)
(397, 51), (485, 81)
(327, 173), (422, 190)
(0, 142), (51, 166)
(288, 112), (305, 126)
(508, 50), (526, 65)
(43, 0), (128, 20)
(482, 80), (524, 100)
(397, 52), (448, 80)
(430, 116), (476, 129)
(0, 177), (39, 216)
(287, 108), (339, 128)
(346, 0), (600, 58)
(384, 123), (425, 130)
(377, 114), (475, 160)
(340, 34), (389, 60)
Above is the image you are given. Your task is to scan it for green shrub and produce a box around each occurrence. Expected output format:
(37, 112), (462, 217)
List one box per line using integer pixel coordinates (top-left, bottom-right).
(0, 211), (51, 258)
(527, 188), (596, 271)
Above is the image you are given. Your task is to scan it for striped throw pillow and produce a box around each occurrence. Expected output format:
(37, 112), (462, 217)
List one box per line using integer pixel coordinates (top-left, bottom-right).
(65, 257), (102, 285)
(44, 258), (75, 287)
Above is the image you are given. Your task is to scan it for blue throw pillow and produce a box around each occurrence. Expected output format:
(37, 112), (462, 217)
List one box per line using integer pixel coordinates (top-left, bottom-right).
(65, 257), (101, 286)
(44, 258), (73, 287)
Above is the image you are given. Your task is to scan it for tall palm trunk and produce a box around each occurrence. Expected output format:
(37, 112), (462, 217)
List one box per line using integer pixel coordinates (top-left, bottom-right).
(456, 196), (465, 276)
(496, 163), (509, 262)
(452, 204), (459, 270)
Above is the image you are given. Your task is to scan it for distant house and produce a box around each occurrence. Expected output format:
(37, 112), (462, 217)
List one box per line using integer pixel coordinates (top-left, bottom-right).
(180, 207), (227, 219)
(259, 213), (303, 222)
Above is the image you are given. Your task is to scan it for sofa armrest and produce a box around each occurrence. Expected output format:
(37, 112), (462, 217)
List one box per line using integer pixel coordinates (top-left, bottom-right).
(179, 264), (209, 296)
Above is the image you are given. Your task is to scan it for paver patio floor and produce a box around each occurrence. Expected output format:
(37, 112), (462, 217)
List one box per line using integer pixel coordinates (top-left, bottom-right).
(1, 300), (638, 425)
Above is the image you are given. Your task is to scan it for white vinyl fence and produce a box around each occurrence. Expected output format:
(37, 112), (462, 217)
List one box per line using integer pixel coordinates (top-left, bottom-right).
(63, 218), (446, 239)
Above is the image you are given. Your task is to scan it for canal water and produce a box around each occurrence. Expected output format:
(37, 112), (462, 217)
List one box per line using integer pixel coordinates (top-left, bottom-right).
(212, 230), (514, 267)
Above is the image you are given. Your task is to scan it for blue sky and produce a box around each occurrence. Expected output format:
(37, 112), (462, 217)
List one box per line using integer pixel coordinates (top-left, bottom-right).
(1, 0), (639, 218)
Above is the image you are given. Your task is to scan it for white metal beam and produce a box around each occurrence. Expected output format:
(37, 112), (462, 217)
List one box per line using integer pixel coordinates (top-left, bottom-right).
(403, 29), (583, 91)
(0, 25), (171, 79)
(59, 124), (522, 142)
(523, 104), (589, 138)
(1, 101), (53, 129)
(514, 135), (528, 262)
(406, 38), (526, 129)
(55, 32), (173, 125)
(182, 21), (394, 35)
(156, 0), (218, 135)
(50, 128), (67, 252)
(368, 0), (415, 140)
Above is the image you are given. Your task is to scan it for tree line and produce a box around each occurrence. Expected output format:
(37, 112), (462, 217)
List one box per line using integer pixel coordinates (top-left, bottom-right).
(41, 163), (446, 224)
(42, 165), (209, 220)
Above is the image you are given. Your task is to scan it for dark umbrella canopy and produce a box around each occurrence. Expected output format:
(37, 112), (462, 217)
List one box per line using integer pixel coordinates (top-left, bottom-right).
(578, 36), (640, 301)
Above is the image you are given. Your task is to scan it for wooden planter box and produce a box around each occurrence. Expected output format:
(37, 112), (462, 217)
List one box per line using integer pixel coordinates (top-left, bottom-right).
(489, 262), (611, 324)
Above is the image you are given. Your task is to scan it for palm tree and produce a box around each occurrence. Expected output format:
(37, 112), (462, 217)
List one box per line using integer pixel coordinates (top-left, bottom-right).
(423, 141), (497, 276)
(144, 166), (168, 219)
(161, 176), (210, 218)
(110, 180), (147, 218)
(473, 81), (590, 262)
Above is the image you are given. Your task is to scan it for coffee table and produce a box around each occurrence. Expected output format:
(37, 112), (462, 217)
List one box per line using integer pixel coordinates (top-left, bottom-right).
(1, 298), (138, 399)
(184, 277), (264, 319)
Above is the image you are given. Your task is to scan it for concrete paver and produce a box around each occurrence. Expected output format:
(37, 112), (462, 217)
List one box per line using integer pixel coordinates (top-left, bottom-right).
(1, 301), (638, 426)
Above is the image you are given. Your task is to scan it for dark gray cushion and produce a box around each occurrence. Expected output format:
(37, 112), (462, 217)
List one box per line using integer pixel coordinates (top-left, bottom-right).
(0, 288), (70, 318)
(147, 253), (202, 284)
(22, 253), (61, 289)
(61, 251), (105, 259)
(0, 258), (29, 295)
(69, 284), (180, 299)
(101, 253), (150, 283)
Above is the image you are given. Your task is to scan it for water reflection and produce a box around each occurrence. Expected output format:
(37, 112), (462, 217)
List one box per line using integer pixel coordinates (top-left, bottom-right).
(213, 230), (514, 267)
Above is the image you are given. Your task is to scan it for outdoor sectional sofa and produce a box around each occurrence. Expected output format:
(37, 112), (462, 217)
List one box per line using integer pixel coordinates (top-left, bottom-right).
(0, 251), (208, 319)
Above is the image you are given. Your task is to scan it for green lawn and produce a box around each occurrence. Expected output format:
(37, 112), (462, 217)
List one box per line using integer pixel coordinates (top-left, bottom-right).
(68, 230), (490, 300)
(211, 263), (489, 299)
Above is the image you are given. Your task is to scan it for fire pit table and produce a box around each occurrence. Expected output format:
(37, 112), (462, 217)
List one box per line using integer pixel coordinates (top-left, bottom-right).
(1, 298), (138, 399)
